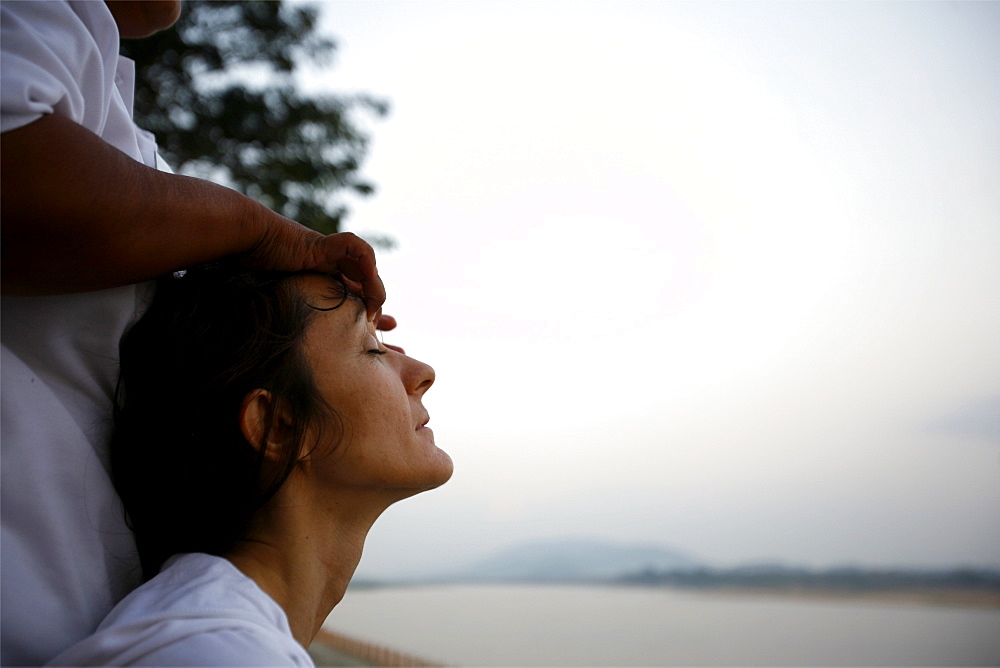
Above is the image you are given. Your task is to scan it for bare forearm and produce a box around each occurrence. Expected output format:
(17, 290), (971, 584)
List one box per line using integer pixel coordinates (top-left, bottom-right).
(1, 114), (317, 295)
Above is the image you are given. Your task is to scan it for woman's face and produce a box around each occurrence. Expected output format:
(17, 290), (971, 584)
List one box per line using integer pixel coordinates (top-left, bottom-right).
(295, 274), (452, 497)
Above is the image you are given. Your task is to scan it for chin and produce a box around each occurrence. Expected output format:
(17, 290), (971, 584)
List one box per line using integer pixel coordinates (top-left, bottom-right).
(429, 449), (454, 488)
(394, 449), (454, 499)
(416, 447), (454, 491)
(414, 429), (454, 487)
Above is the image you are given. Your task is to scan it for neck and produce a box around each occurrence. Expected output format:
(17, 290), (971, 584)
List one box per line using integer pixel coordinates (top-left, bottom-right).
(225, 479), (391, 647)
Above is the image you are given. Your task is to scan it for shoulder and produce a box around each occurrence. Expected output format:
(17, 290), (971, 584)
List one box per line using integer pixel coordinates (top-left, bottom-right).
(0, 0), (119, 132)
(0, 1), (117, 55)
(49, 554), (314, 666)
(52, 625), (313, 667)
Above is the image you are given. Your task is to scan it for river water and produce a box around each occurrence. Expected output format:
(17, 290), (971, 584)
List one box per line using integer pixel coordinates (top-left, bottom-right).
(323, 584), (1000, 666)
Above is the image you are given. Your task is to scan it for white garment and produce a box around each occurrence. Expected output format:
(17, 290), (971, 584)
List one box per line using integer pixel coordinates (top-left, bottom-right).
(1, 1), (163, 664)
(0, 0), (159, 162)
(49, 553), (315, 667)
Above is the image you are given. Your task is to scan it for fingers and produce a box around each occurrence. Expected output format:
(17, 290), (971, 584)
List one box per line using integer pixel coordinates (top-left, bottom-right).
(377, 314), (403, 352)
(312, 232), (386, 318)
(376, 313), (397, 332)
(243, 221), (384, 319)
(376, 313), (403, 352)
(340, 275), (364, 298)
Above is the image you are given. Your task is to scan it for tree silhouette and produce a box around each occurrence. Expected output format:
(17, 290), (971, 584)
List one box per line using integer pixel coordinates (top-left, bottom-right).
(121, 0), (388, 235)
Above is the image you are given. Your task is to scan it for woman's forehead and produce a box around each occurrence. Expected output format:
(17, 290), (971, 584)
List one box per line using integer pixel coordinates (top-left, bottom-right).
(296, 273), (367, 325)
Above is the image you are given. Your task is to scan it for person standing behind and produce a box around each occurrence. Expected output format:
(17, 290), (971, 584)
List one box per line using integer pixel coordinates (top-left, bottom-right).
(0, 2), (385, 663)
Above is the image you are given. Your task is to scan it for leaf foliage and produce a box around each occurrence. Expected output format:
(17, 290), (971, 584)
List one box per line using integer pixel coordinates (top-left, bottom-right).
(121, 0), (388, 234)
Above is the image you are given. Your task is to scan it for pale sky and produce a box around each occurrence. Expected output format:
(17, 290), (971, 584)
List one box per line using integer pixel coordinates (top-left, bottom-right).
(296, 1), (1000, 575)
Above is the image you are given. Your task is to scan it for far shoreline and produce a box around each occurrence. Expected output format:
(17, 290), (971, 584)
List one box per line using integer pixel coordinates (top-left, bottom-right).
(349, 578), (1000, 609)
(672, 584), (1000, 610)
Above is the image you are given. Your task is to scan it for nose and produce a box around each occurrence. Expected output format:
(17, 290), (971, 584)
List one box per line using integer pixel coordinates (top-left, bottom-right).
(404, 356), (435, 396)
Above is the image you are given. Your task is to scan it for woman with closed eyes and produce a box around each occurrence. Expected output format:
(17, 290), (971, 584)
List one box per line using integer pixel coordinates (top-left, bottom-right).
(51, 266), (453, 666)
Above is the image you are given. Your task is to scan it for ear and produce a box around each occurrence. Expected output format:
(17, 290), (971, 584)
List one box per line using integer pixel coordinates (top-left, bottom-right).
(239, 389), (294, 462)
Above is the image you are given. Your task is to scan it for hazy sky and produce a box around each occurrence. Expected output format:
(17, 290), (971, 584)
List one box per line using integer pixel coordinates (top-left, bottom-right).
(296, 1), (1000, 575)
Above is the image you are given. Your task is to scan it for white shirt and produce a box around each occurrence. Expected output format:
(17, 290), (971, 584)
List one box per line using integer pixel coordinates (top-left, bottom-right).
(0, 0), (158, 162)
(49, 553), (315, 667)
(1, 1), (166, 663)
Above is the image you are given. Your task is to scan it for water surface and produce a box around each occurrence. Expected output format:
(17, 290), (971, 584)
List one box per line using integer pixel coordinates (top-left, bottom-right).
(324, 584), (1000, 666)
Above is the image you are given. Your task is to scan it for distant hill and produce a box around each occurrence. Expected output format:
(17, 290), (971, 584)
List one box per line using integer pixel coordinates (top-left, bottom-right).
(458, 538), (702, 582)
(618, 563), (1000, 605)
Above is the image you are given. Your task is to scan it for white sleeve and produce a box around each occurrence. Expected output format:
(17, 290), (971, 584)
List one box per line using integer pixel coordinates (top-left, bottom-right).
(137, 629), (315, 667)
(48, 621), (315, 667)
(0, 0), (119, 133)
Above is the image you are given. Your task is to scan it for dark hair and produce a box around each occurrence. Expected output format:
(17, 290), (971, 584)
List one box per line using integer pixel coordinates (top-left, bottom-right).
(111, 266), (344, 580)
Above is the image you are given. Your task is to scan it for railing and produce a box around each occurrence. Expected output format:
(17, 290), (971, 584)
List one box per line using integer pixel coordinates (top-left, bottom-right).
(312, 628), (443, 667)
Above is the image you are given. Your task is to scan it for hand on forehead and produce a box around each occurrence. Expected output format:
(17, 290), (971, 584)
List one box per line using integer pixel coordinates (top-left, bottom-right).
(298, 272), (399, 348)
